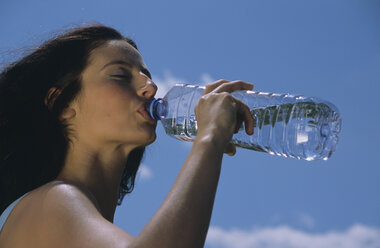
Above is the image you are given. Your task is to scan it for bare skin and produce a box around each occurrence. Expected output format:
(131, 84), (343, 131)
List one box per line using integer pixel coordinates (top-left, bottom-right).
(0, 39), (254, 248)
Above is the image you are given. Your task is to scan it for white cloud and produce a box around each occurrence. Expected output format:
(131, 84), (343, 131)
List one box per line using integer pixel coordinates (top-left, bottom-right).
(152, 71), (188, 98)
(206, 224), (380, 248)
(137, 164), (153, 181)
(152, 71), (214, 98)
(200, 73), (215, 85)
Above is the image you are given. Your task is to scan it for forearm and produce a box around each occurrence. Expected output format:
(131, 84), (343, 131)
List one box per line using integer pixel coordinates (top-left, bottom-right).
(131, 134), (225, 248)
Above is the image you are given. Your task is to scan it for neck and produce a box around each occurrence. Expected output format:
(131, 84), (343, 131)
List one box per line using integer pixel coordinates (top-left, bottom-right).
(56, 141), (133, 222)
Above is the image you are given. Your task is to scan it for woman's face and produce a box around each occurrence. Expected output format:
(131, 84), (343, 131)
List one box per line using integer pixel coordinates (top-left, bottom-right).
(69, 39), (158, 151)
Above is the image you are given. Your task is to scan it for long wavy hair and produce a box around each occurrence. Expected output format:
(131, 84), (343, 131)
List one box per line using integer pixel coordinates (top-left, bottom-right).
(0, 25), (145, 214)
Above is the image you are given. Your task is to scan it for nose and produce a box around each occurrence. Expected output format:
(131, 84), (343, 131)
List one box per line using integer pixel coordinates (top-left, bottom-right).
(137, 74), (158, 99)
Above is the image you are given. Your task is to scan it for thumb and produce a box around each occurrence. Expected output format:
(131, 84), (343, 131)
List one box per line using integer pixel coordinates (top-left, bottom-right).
(224, 143), (237, 156)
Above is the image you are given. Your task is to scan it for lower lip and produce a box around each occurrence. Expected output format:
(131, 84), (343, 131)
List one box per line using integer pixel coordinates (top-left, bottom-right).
(138, 109), (156, 124)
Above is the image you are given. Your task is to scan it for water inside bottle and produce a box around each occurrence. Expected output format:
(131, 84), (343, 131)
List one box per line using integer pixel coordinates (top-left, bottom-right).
(161, 101), (341, 161)
(233, 101), (341, 160)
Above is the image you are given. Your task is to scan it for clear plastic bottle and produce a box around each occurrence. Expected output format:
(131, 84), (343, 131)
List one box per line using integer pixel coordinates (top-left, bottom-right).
(148, 84), (342, 161)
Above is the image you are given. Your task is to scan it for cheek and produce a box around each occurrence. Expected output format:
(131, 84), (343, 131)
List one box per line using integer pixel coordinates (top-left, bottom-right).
(80, 85), (135, 130)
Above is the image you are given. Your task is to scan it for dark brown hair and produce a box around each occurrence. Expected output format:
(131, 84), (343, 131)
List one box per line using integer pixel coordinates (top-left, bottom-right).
(0, 25), (144, 213)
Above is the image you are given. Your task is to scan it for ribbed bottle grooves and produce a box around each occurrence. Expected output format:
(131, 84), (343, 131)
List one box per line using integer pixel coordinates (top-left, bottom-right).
(297, 105), (305, 160)
(279, 104), (286, 157)
(275, 104), (284, 156)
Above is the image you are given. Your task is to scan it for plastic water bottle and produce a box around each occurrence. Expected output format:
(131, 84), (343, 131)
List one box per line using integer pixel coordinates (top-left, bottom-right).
(148, 84), (342, 161)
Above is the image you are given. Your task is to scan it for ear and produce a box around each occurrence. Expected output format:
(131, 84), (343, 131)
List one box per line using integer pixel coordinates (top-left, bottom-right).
(59, 108), (76, 121)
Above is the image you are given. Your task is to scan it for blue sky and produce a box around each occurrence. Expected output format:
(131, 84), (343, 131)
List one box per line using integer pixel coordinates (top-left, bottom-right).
(1, 0), (379, 247)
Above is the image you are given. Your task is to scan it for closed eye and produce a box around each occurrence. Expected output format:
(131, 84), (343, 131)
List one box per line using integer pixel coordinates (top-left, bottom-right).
(109, 74), (129, 78)
(108, 67), (132, 81)
(108, 74), (132, 83)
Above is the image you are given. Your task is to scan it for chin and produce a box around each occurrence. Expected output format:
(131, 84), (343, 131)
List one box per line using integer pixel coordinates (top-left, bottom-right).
(142, 122), (157, 144)
(133, 127), (157, 147)
(144, 132), (157, 146)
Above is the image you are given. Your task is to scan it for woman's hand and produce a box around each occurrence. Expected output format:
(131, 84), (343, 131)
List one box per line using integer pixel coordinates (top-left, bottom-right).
(194, 80), (254, 156)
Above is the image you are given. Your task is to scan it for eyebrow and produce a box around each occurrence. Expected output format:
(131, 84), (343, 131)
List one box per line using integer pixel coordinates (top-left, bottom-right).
(101, 60), (152, 79)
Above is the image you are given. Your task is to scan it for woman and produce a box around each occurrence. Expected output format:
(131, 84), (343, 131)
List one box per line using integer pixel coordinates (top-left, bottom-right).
(0, 25), (253, 247)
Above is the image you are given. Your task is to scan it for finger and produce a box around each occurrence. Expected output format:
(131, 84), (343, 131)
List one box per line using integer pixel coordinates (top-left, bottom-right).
(234, 117), (243, 133)
(213, 80), (254, 94)
(203, 79), (230, 94)
(224, 142), (236, 156)
(234, 98), (254, 135)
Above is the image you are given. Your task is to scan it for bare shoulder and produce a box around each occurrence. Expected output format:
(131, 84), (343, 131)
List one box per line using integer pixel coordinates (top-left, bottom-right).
(1, 181), (134, 248)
